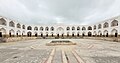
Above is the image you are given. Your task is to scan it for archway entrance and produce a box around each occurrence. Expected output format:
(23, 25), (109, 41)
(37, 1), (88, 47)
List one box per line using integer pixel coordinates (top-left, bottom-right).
(46, 34), (48, 37)
(82, 33), (85, 37)
(9, 29), (14, 37)
(52, 34), (54, 37)
(9, 32), (11, 37)
(88, 32), (92, 37)
(106, 33), (108, 37)
(100, 33), (102, 37)
(67, 34), (69, 37)
(56, 27), (64, 38)
(72, 34), (74, 37)
(111, 29), (118, 37)
(0, 32), (2, 37)
(57, 34), (59, 37)
(41, 33), (43, 37)
(77, 33), (79, 37)
(0, 28), (6, 37)
(27, 32), (32, 37)
(35, 33), (37, 37)
(104, 30), (108, 37)
(115, 33), (118, 37)
(16, 33), (18, 37)
(62, 34), (64, 37)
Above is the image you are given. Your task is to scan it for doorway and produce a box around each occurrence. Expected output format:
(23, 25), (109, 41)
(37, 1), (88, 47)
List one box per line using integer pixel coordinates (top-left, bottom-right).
(0, 32), (2, 37)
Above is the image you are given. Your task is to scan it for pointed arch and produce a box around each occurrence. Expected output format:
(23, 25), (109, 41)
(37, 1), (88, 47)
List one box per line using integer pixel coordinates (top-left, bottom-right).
(34, 27), (38, 31)
(27, 26), (32, 30)
(0, 18), (6, 26)
(111, 29), (118, 37)
(0, 28), (6, 37)
(17, 23), (21, 28)
(88, 26), (92, 30)
(111, 20), (118, 27)
(82, 27), (86, 30)
(103, 22), (109, 28)
(9, 21), (15, 27)
(66, 27), (70, 31)
(9, 29), (15, 37)
(103, 30), (108, 37)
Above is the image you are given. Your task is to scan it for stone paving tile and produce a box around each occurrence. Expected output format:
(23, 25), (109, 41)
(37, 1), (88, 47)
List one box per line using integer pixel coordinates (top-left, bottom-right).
(92, 56), (120, 63)
(0, 49), (22, 62)
(0, 39), (120, 63)
(52, 49), (62, 63)
(2, 49), (51, 63)
(65, 51), (78, 63)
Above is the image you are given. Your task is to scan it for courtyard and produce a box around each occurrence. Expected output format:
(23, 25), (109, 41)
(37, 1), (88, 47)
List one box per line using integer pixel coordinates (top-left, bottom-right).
(0, 39), (120, 63)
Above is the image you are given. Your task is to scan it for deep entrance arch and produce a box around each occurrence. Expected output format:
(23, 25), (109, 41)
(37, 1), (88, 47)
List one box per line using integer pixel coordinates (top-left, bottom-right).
(104, 30), (109, 37)
(82, 33), (85, 37)
(41, 33), (43, 37)
(9, 29), (15, 37)
(0, 28), (6, 37)
(57, 34), (59, 37)
(46, 34), (48, 37)
(115, 33), (118, 37)
(100, 33), (102, 37)
(35, 33), (37, 37)
(72, 33), (74, 37)
(16, 33), (18, 37)
(27, 32), (32, 37)
(98, 31), (102, 37)
(0, 32), (2, 37)
(88, 32), (92, 37)
(67, 33), (69, 37)
(57, 27), (64, 37)
(111, 29), (118, 37)
(106, 33), (108, 37)
(62, 34), (64, 37)
(77, 33), (79, 37)
(52, 34), (54, 37)
(9, 32), (11, 37)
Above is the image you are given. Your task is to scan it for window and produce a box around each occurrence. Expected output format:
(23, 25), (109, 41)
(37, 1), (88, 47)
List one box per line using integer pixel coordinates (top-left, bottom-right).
(0, 18), (6, 26)
(27, 26), (32, 30)
(103, 22), (109, 28)
(17, 23), (21, 28)
(111, 20), (118, 27)
(98, 24), (102, 29)
(66, 27), (70, 31)
(88, 26), (92, 30)
(9, 21), (15, 27)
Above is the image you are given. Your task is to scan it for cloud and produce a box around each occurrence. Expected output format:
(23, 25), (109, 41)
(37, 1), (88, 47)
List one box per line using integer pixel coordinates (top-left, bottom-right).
(0, 0), (120, 25)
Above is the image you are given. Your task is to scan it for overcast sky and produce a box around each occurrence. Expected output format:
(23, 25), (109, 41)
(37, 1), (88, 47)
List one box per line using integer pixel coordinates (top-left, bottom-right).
(0, 0), (120, 25)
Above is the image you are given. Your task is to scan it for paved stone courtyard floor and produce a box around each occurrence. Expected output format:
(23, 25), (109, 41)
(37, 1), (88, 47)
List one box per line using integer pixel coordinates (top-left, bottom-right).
(0, 39), (120, 63)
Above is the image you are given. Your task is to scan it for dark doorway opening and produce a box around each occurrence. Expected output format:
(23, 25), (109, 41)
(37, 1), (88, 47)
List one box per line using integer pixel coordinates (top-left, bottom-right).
(100, 33), (102, 37)
(35, 33), (37, 37)
(9, 32), (11, 37)
(72, 34), (74, 37)
(77, 34), (79, 37)
(46, 34), (48, 37)
(106, 33), (108, 37)
(82, 33), (85, 37)
(27, 32), (32, 37)
(67, 34), (69, 37)
(41, 34), (43, 37)
(0, 32), (2, 37)
(52, 34), (53, 37)
(62, 34), (64, 37)
(115, 33), (118, 37)
(57, 34), (59, 37)
(16, 33), (18, 37)
(88, 32), (92, 37)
